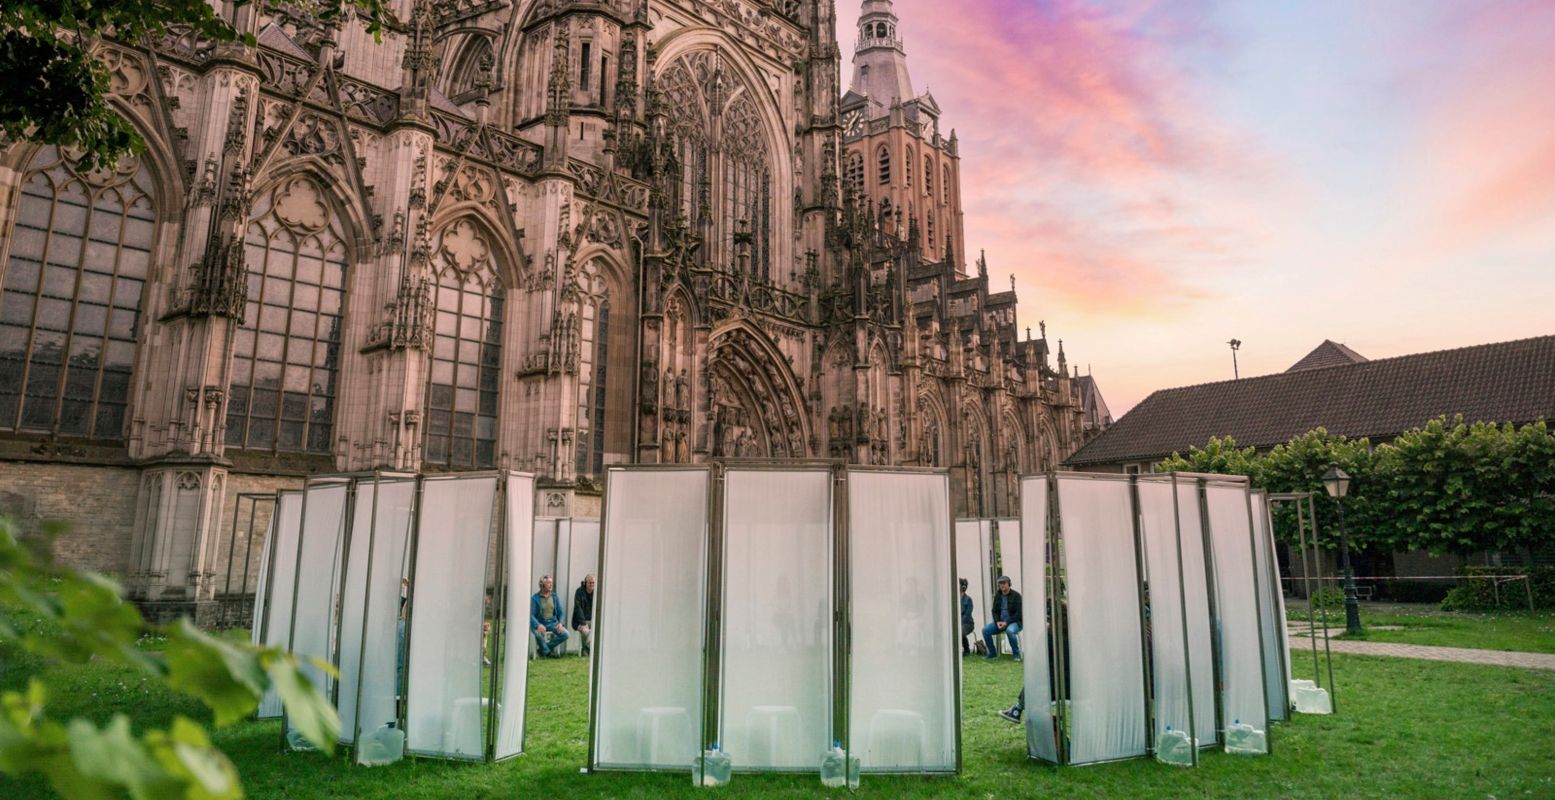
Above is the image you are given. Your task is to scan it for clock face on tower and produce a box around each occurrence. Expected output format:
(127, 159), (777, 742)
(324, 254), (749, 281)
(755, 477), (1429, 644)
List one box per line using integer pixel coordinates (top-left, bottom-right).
(843, 110), (862, 137)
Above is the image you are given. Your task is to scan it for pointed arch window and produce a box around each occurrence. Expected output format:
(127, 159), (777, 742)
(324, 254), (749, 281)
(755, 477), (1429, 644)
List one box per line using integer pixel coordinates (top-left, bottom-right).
(423, 220), (504, 469)
(226, 176), (347, 453)
(942, 164), (951, 205)
(904, 147), (914, 189)
(659, 51), (775, 278)
(877, 144), (891, 186)
(924, 155), (934, 198)
(574, 260), (610, 479)
(1, 146), (154, 439)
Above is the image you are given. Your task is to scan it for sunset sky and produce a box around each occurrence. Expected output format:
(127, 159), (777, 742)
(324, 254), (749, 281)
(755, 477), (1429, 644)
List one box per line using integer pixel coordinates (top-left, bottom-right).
(835, 0), (1555, 414)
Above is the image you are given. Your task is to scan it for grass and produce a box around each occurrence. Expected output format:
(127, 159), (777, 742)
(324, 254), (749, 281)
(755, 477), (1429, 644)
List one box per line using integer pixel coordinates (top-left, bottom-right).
(4, 642), (1555, 799)
(1297, 605), (1555, 654)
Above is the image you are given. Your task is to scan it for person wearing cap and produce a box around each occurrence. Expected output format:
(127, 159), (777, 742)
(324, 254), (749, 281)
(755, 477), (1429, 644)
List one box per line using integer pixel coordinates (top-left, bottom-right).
(959, 578), (975, 655)
(982, 575), (1023, 661)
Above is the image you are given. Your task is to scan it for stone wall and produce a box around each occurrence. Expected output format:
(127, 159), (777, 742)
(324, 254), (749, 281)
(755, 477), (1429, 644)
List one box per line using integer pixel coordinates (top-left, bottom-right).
(0, 461), (140, 578)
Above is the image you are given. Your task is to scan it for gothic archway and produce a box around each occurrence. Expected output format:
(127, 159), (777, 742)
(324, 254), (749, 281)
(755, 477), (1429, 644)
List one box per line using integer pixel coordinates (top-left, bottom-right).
(706, 323), (808, 458)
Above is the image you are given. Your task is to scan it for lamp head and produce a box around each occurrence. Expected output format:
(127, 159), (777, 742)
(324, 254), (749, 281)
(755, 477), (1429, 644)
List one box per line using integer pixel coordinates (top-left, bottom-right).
(1321, 465), (1351, 499)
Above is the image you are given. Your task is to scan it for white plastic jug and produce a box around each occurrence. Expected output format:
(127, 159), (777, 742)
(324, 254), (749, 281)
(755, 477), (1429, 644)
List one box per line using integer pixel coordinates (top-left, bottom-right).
(820, 743), (847, 788)
(1225, 720), (1267, 755)
(1156, 726), (1196, 767)
(357, 724), (406, 766)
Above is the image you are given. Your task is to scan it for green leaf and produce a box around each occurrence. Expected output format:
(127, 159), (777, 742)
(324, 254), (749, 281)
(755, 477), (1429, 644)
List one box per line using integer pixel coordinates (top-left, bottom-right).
(164, 619), (265, 727)
(266, 655), (339, 754)
(67, 715), (173, 800)
(146, 718), (242, 800)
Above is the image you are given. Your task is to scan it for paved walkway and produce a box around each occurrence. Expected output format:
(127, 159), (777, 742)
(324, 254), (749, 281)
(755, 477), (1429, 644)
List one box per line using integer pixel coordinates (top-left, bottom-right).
(1286, 636), (1555, 670)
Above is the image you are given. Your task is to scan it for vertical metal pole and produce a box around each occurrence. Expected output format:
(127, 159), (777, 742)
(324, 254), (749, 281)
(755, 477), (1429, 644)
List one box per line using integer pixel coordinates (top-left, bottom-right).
(1309, 496), (1337, 713)
(1262, 497), (1292, 720)
(399, 478), (427, 736)
(348, 473), (384, 753)
(1291, 497), (1320, 685)
(1168, 476), (1198, 767)
(700, 465), (725, 764)
(585, 469), (614, 770)
(328, 479), (361, 709)
(485, 475), (507, 762)
(281, 480), (316, 752)
(948, 473), (963, 774)
(1127, 477), (1155, 755)
(224, 495), (244, 596)
(1196, 479), (1225, 745)
(833, 464), (851, 761)
(1048, 474), (1070, 765)
(1242, 488), (1274, 754)
(238, 497), (267, 604)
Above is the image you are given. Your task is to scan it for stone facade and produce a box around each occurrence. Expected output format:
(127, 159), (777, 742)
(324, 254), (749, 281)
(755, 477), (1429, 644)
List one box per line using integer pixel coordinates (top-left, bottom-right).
(0, 0), (1102, 614)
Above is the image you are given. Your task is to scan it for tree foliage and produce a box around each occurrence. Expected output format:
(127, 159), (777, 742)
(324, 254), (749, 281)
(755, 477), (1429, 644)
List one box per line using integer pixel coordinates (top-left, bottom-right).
(1156, 417), (1555, 557)
(0, 516), (339, 798)
(0, 0), (385, 171)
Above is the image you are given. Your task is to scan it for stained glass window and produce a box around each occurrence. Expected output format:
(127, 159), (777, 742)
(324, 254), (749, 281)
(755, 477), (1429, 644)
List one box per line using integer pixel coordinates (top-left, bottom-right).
(423, 220), (503, 469)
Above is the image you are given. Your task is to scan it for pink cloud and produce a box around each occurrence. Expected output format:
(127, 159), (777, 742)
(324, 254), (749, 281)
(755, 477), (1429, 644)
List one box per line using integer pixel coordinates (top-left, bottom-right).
(838, 0), (1272, 315)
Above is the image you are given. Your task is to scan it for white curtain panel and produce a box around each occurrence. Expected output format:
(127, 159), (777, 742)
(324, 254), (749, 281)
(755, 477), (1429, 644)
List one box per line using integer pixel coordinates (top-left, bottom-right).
(594, 468), (709, 770)
(1018, 477), (1056, 763)
(530, 519), (559, 597)
(846, 470), (956, 773)
(337, 477), (416, 745)
(1204, 483), (1270, 738)
(718, 468), (833, 770)
(1055, 476), (1147, 765)
(495, 474), (536, 760)
(998, 519), (1023, 594)
(255, 491), (302, 719)
(1136, 476), (1219, 750)
(559, 519), (601, 655)
(954, 521), (989, 631)
(1250, 493), (1290, 720)
(405, 475), (498, 759)
(250, 513), (276, 648)
(285, 481), (348, 738)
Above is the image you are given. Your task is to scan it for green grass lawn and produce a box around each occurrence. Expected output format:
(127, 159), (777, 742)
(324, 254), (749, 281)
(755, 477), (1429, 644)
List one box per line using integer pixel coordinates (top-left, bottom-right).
(1310, 606), (1555, 654)
(4, 642), (1554, 799)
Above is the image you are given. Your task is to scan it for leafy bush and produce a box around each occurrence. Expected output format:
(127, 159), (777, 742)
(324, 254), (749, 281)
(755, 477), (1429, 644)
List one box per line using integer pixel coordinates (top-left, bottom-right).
(1440, 566), (1555, 611)
(0, 516), (340, 797)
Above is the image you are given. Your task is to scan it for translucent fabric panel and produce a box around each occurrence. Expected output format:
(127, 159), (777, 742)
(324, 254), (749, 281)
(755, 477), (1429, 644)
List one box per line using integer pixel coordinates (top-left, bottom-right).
(1204, 483), (1269, 738)
(1174, 480), (1218, 744)
(255, 491), (301, 719)
(954, 521), (989, 630)
(250, 514), (277, 647)
(847, 471), (956, 773)
(719, 469), (832, 770)
(1018, 477), (1056, 762)
(531, 518), (559, 592)
(338, 477), (416, 746)
(1250, 493), (1290, 720)
(1056, 476), (1147, 764)
(1136, 477), (1205, 749)
(562, 520), (601, 654)
(996, 519), (1022, 655)
(594, 468), (709, 770)
(406, 475), (497, 759)
(285, 481), (348, 738)
(495, 474), (536, 760)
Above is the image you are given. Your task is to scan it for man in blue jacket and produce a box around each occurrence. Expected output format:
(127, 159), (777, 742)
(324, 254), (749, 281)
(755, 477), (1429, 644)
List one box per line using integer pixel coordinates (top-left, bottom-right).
(530, 575), (569, 658)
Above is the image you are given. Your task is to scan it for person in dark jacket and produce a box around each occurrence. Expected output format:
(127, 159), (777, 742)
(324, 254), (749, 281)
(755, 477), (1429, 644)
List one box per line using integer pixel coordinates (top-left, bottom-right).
(572, 574), (595, 656)
(959, 578), (975, 655)
(982, 575), (1023, 661)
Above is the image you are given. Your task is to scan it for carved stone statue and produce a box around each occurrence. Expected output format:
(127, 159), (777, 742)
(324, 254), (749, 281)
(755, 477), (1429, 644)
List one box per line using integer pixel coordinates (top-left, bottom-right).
(674, 369), (688, 411)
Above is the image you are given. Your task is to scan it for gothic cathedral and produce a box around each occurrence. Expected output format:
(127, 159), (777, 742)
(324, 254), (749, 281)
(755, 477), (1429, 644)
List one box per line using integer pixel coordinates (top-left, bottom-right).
(0, 0), (1104, 617)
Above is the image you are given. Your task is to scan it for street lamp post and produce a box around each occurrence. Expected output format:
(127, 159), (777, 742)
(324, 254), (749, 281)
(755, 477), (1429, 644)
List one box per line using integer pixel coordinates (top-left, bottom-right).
(1321, 465), (1363, 635)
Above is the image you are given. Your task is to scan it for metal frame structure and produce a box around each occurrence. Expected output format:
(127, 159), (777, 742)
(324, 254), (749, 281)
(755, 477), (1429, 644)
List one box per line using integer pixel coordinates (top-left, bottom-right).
(1268, 491), (1338, 712)
(259, 470), (534, 763)
(1251, 490), (1294, 721)
(252, 489), (302, 720)
(222, 492), (277, 604)
(1021, 471), (1277, 767)
(585, 461), (961, 778)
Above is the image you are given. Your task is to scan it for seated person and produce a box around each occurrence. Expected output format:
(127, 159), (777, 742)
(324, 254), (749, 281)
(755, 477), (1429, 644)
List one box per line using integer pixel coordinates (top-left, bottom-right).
(529, 575), (569, 657)
(981, 575), (1023, 661)
(572, 574), (595, 656)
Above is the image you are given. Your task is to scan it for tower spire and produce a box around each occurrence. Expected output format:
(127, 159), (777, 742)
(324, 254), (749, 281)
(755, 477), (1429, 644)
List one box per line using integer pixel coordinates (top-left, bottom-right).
(849, 0), (915, 113)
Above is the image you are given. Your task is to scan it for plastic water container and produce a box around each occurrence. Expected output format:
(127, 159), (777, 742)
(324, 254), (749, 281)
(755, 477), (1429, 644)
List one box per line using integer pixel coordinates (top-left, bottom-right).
(1290, 678), (1317, 692)
(357, 723), (405, 766)
(847, 751), (861, 790)
(284, 728), (317, 752)
(693, 745), (732, 787)
(821, 743), (847, 788)
(1294, 685), (1332, 715)
(1155, 726), (1196, 767)
(1225, 720), (1268, 755)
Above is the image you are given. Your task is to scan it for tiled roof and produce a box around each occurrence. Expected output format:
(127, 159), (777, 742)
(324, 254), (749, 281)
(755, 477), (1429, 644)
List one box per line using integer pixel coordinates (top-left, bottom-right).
(1288, 339), (1368, 372)
(1065, 335), (1555, 466)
